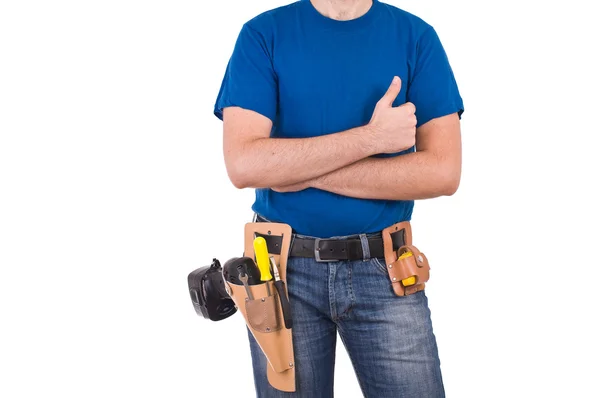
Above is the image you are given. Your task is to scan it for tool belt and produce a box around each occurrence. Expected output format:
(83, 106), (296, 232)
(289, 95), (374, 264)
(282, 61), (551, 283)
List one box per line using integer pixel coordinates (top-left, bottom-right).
(188, 219), (431, 393)
(256, 216), (430, 296)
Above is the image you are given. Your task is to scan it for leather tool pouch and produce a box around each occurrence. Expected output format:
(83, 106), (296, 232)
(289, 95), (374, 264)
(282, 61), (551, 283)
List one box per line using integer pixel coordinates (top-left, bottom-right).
(382, 221), (431, 296)
(224, 222), (296, 393)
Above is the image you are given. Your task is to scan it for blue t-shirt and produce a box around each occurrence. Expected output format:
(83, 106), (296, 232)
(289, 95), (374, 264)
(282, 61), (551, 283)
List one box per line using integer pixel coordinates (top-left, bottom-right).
(214, 0), (464, 238)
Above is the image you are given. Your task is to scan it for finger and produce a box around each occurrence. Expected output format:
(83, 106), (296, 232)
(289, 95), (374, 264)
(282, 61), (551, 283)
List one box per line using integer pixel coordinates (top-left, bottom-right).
(378, 76), (402, 107)
(400, 101), (416, 114)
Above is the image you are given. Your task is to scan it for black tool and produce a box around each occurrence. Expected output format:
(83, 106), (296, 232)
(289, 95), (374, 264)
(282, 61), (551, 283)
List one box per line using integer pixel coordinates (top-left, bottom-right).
(188, 258), (237, 321)
(270, 257), (293, 329)
(222, 257), (262, 286)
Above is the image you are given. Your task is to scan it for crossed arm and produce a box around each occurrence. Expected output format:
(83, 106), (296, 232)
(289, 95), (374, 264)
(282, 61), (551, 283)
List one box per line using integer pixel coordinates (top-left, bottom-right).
(221, 107), (461, 201)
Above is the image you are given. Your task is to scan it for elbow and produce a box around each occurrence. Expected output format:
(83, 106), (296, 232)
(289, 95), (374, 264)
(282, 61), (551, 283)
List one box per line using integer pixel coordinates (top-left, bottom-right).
(433, 158), (461, 196)
(225, 155), (262, 189)
(226, 162), (252, 189)
(229, 174), (250, 190)
(439, 167), (461, 196)
(442, 175), (461, 196)
(224, 137), (266, 189)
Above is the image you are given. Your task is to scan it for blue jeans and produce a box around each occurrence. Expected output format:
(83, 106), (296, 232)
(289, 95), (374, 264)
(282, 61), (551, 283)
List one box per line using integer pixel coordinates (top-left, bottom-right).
(248, 255), (445, 397)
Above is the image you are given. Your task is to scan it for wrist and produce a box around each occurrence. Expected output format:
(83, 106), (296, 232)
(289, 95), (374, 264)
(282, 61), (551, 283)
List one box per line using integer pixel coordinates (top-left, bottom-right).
(358, 124), (381, 156)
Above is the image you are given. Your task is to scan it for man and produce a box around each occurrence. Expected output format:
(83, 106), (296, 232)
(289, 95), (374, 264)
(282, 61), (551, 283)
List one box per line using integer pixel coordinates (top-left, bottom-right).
(214, 0), (463, 396)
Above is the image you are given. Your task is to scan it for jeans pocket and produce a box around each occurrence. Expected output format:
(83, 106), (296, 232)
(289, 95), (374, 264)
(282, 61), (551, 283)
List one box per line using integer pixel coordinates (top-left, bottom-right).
(371, 257), (390, 276)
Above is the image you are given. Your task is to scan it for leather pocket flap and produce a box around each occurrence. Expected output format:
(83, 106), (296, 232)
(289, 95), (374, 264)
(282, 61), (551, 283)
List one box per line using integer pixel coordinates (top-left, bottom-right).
(245, 292), (281, 333)
(389, 245), (430, 284)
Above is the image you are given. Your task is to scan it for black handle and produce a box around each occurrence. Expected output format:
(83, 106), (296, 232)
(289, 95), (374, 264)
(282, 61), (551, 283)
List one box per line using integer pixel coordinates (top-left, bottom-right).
(274, 280), (293, 329)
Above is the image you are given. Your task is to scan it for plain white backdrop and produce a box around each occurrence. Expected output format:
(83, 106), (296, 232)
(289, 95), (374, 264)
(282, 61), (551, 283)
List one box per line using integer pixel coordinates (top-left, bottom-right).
(1, 0), (599, 397)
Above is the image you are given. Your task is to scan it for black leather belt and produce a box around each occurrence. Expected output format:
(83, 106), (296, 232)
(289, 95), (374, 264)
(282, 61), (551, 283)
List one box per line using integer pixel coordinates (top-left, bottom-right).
(254, 216), (406, 262)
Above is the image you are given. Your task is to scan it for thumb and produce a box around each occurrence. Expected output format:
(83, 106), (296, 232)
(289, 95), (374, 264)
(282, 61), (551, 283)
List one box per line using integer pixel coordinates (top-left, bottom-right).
(378, 76), (402, 107)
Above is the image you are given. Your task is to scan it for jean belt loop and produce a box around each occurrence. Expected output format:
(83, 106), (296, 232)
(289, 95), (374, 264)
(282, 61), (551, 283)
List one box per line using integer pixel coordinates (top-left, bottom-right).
(359, 233), (370, 261)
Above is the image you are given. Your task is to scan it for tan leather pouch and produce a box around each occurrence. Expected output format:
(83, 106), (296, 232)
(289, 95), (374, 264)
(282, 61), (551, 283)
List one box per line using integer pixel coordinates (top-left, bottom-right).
(382, 222), (430, 296)
(224, 222), (295, 392)
(245, 286), (281, 333)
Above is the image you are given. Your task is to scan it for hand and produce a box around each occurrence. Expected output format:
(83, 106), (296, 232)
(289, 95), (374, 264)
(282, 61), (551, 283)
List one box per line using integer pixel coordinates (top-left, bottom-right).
(271, 179), (313, 193)
(368, 76), (417, 154)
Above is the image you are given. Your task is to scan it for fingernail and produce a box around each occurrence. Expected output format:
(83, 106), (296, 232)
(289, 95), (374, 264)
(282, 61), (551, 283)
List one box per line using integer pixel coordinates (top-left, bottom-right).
(393, 76), (399, 84)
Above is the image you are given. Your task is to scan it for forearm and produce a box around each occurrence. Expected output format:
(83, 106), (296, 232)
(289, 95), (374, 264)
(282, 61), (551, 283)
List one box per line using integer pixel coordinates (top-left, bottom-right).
(229, 126), (376, 188)
(313, 151), (461, 200)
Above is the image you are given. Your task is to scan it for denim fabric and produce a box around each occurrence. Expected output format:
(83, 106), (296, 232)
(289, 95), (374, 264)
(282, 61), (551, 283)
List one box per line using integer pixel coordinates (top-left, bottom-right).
(247, 256), (445, 397)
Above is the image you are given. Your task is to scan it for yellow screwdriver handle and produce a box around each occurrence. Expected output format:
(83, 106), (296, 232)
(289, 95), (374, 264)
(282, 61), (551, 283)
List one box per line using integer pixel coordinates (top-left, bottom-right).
(398, 251), (416, 286)
(253, 237), (273, 281)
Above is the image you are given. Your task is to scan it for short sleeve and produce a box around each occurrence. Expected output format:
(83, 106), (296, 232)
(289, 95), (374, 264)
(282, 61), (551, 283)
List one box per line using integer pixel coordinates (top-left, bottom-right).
(214, 23), (278, 123)
(407, 27), (464, 128)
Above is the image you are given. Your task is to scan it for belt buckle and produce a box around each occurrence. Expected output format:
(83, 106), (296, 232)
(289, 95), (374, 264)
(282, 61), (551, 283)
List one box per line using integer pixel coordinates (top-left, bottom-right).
(314, 238), (338, 262)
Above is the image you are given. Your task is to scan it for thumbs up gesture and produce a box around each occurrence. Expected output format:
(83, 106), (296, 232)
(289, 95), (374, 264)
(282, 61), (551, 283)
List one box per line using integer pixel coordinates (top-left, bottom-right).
(368, 76), (417, 154)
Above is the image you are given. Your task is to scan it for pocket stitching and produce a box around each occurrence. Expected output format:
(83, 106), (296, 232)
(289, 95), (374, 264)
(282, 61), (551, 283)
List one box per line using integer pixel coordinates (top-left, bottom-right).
(371, 257), (389, 276)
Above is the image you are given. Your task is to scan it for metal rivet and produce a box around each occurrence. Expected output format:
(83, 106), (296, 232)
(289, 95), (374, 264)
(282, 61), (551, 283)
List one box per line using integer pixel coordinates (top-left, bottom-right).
(261, 297), (265, 302)
(418, 255), (423, 262)
(266, 327), (270, 332)
(289, 362), (294, 368)
(392, 277), (397, 281)
(388, 264), (393, 268)
(268, 231), (271, 235)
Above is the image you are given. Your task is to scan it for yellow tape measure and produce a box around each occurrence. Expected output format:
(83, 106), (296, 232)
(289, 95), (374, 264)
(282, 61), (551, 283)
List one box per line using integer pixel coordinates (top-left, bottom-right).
(398, 251), (416, 286)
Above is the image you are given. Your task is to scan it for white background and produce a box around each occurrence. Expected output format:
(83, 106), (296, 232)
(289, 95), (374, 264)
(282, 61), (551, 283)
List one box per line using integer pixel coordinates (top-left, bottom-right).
(1, 0), (599, 397)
